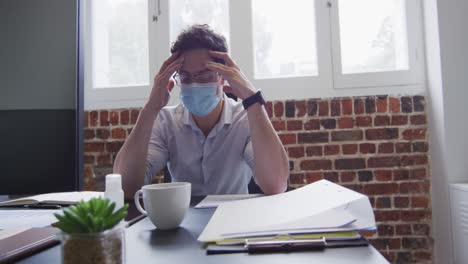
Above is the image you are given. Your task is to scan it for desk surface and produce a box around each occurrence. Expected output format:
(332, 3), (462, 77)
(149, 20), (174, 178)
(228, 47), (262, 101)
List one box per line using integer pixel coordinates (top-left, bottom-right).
(16, 202), (389, 264)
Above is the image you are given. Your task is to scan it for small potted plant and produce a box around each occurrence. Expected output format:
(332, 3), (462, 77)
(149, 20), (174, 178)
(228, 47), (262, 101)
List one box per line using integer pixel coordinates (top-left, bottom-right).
(54, 198), (129, 264)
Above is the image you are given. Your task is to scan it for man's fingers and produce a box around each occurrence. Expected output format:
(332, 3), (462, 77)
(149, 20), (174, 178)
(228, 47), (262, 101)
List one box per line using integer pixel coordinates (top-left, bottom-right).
(158, 52), (181, 74)
(206, 61), (233, 76)
(208, 50), (238, 68)
(159, 59), (183, 82)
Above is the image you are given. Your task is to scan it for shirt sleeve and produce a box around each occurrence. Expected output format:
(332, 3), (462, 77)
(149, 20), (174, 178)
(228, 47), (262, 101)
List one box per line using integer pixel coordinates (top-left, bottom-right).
(144, 113), (169, 184)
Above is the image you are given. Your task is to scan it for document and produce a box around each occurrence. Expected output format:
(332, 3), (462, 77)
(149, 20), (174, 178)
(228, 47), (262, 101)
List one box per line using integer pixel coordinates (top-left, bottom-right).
(198, 180), (375, 242)
(0, 210), (61, 229)
(195, 194), (264, 209)
(0, 191), (103, 207)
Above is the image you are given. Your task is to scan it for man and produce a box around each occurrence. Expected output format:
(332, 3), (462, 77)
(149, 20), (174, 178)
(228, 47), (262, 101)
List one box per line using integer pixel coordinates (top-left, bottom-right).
(114, 25), (289, 198)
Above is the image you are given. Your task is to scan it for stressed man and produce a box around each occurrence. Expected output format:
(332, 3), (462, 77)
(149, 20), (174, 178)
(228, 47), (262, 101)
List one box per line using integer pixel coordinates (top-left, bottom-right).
(114, 25), (289, 197)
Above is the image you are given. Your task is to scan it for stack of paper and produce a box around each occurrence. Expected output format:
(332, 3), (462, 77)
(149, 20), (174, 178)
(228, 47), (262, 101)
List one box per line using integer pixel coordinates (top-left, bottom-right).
(198, 180), (375, 253)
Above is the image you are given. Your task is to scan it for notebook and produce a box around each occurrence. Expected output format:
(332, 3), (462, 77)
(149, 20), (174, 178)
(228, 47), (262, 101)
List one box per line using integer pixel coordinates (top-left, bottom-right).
(0, 191), (103, 207)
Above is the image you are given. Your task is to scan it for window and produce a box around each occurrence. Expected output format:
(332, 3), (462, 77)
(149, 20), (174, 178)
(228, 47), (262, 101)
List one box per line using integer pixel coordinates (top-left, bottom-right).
(84, 0), (424, 110)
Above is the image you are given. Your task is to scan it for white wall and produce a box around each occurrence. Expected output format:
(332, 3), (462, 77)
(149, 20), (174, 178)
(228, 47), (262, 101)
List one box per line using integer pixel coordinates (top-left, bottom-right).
(424, 0), (468, 263)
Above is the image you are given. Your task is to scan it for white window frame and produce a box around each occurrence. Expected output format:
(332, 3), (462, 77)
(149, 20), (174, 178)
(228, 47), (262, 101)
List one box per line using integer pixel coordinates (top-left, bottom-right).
(84, 0), (426, 110)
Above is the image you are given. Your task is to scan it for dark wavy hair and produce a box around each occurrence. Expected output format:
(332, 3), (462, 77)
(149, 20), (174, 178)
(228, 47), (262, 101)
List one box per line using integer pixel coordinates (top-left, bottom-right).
(170, 24), (228, 64)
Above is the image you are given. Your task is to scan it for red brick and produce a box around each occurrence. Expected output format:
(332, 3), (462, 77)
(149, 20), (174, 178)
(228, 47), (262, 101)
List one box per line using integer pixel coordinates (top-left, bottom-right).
(400, 155), (428, 166)
(340, 171), (356, 182)
(402, 237), (430, 250)
(106, 141), (125, 153)
(290, 173), (305, 184)
(402, 129), (426, 140)
(307, 100), (318, 116)
(338, 117), (354, 129)
(401, 210), (431, 221)
(395, 196), (409, 208)
(396, 224), (412, 235)
(364, 183), (398, 195)
(366, 128), (399, 140)
(399, 181), (430, 194)
(324, 145), (340, 155)
(271, 121), (286, 131)
(391, 115), (408, 126)
(305, 172), (323, 183)
(306, 146), (323, 156)
(356, 116), (372, 127)
(335, 158), (366, 170)
(84, 129), (95, 140)
(288, 146), (304, 158)
(300, 160), (332, 171)
(97, 154), (111, 165)
(295, 100), (306, 117)
(412, 196), (429, 208)
(274, 102), (284, 117)
(318, 101), (329, 116)
(413, 251), (432, 262)
(84, 155), (95, 164)
(84, 111), (89, 128)
(303, 119), (320, 130)
(413, 142), (429, 152)
(120, 110), (130, 125)
(378, 143), (394, 154)
(376, 96), (388, 113)
(374, 115), (390, 126)
(375, 170), (392, 181)
(324, 172), (339, 182)
(96, 129), (110, 140)
(109, 111), (119, 126)
(393, 169), (410, 181)
(130, 109), (140, 124)
(331, 130), (363, 141)
(341, 99), (353, 115)
(84, 142), (105, 152)
(410, 114), (427, 125)
(279, 134), (297, 145)
(354, 99), (364, 114)
(368, 156), (400, 168)
(111, 128), (127, 139)
(376, 197), (391, 208)
(298, 132), (328, 143)
(375, 210), (400, 221)
(360, 143), (376, 154)
(396, 142), (411, 153)
(410, 168), (427, 179)
(89, 111), (99, 127)
(413, 224), (431, 235)
(331, 99), (341, 116)
(389, 97), (401, 113)
(287, 120), (303, 131)
(100, 110), (109, 126)
(342, 144), (358, 155)
(265, 102), (273, 118)
(369, 238), (401, 250)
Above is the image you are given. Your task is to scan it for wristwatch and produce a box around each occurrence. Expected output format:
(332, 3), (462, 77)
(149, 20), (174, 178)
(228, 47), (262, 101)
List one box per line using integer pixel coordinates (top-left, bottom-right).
(242, 90), (266, 110)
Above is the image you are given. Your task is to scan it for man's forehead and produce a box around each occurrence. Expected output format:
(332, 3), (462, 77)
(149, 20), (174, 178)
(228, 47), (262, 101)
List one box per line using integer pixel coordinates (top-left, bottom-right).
(180, 49), (213, 72)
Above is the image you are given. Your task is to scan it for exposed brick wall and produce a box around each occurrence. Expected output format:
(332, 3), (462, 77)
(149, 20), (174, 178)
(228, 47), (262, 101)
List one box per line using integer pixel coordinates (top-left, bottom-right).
(83, 95), (432, 263)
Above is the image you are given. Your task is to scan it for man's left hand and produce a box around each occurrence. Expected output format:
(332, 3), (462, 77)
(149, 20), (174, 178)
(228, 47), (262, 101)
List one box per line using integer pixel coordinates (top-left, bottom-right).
(206, 50), (257, 100)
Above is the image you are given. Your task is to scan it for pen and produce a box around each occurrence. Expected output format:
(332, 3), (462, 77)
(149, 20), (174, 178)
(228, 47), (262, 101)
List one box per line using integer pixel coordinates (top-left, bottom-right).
(24, 204), (62, 209)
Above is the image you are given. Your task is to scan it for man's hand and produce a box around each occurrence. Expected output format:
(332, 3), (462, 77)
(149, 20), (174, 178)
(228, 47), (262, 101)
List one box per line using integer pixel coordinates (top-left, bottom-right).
(206, 51), (257, 100)
(146, 52), (184, 111)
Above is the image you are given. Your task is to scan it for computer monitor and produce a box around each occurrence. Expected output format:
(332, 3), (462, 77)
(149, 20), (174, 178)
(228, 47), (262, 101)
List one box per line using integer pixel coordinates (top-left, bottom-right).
(0, 0), (83, 195)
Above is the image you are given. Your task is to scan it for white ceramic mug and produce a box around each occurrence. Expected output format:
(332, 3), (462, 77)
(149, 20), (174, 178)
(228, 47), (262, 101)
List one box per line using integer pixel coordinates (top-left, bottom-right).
(134, 182), (191, 230)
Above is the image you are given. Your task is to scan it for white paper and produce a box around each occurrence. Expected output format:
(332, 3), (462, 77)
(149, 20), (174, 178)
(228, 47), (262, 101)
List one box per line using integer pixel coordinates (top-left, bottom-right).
(198, 180), (375, 242)
(0, 191), (103, 206)
(0, 210), (62, 229)
(195, 194), (264, 209)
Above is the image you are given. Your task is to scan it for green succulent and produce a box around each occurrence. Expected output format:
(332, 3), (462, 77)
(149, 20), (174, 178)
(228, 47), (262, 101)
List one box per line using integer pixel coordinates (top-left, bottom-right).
(54, 198), (128, 234)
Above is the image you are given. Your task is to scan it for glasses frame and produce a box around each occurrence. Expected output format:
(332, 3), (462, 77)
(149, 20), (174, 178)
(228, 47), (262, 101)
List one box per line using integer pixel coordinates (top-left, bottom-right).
(173, 70), (220, 85)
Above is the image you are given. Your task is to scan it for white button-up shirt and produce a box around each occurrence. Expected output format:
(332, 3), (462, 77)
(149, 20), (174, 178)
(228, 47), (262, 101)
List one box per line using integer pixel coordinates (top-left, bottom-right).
(145, 95), (255, 195)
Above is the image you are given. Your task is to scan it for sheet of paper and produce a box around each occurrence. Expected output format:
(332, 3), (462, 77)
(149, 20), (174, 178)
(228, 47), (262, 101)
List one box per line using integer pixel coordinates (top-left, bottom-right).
(198, 180), (375, 242)
(0, 191), (103, 206)
(0, 210), (61, 229)
(195, 194), (264, 209)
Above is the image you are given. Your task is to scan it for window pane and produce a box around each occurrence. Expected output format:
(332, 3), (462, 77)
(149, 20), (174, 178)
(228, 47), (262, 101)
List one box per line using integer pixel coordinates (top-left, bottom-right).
(169, 0), (230, 48)
(338, 0), (409, 74)
(252, 0), (318, 79)
(91, 0), (149, 88)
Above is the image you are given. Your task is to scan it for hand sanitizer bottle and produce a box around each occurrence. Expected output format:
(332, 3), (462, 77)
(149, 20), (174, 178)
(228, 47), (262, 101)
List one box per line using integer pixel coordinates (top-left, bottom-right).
(104, 174), (124, 210)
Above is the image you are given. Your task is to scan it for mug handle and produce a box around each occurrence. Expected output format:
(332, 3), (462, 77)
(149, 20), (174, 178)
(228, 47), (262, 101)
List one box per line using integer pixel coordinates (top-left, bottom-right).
(134, 190), (147, 215)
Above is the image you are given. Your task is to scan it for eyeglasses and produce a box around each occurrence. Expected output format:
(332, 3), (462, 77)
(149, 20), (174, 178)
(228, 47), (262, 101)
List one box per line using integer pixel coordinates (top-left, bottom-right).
(173, 70), (219, 85)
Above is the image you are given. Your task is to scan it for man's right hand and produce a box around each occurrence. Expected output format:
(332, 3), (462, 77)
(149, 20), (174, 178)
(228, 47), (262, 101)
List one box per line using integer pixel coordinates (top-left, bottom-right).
(146, 52), (184, 112)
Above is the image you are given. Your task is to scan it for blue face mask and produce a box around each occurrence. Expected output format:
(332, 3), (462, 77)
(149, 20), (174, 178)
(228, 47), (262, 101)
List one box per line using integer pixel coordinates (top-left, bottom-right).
(179, 82), (220, 116)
